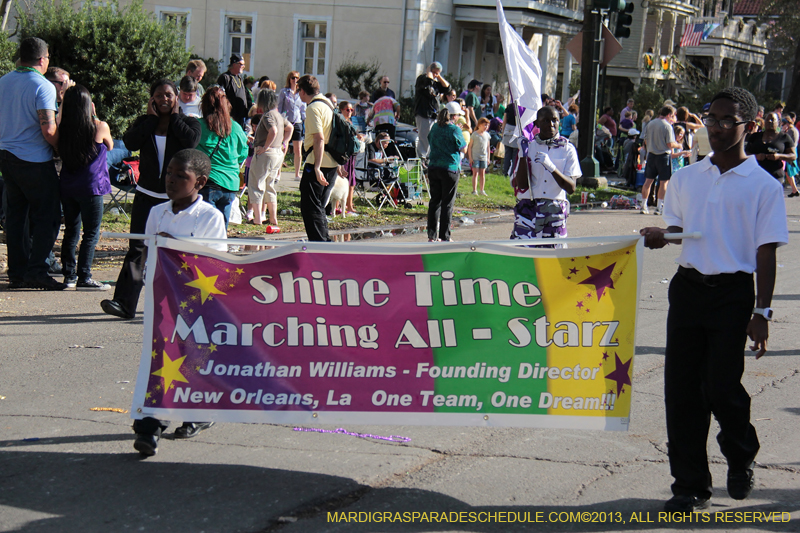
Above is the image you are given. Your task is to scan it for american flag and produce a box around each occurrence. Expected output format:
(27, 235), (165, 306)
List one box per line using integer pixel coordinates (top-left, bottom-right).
(679, 23), (705, 47)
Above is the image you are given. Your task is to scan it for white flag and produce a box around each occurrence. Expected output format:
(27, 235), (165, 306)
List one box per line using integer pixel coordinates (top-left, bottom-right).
(496, 0), (542, 130)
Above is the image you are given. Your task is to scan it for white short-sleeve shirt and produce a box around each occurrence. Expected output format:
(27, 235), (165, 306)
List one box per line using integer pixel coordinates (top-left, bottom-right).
(513, 139), (581, 201)
(145, 197), (228, 252)
(662, 155), (788, 275)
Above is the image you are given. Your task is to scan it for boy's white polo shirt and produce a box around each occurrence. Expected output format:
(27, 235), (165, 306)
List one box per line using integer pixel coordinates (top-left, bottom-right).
(662, 154), (788, 275)
(145, 197), (227, 252)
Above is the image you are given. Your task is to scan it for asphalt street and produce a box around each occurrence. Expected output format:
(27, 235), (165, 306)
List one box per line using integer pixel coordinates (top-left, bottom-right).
(0, 194), (798, 533)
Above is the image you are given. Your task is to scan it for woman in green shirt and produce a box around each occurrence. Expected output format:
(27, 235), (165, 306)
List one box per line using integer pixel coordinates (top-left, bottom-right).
(426, 107), (466, 242)
(197, 86), (249, 227)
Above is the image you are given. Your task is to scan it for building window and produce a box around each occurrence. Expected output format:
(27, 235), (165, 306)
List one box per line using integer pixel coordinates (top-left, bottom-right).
(227, 17), (253, 73)
(301, 22), (327, 76)
(158, 9), (190, 50)
(433, 29), (449, 71)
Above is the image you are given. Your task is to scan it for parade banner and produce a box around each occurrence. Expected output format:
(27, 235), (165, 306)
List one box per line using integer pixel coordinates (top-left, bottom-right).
(132, 237), (643, 430)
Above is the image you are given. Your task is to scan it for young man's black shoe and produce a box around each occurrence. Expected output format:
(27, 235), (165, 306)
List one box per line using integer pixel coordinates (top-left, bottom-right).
(174, 422), (214, 439)
(133, 434), (158, 457)
(663, 495), (711, 512)
(727, 463), (755, 500)
(100, 299), (133, 319)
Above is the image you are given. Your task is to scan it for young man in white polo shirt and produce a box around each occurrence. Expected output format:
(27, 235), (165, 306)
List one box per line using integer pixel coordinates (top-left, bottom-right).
(640, 88), (788, 513)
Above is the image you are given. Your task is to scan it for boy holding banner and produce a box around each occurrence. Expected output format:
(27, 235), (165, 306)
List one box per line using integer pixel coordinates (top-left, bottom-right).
(640, 88), (788, 512)
(509, 106), (580, 241)
(133, 148), (227, 456)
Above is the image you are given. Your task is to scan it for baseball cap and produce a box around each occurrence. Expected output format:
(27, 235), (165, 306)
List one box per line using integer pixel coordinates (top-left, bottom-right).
(445, 101), (464, 115)
(230, 53), (244, 65)
(702, 102), (711, 112)
(628, 128), (640, 136)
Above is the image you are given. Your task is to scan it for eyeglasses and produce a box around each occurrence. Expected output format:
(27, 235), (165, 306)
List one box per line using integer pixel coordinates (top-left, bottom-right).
(702, 116), (749, 130)
(291, 76), (300, 80)
(344, 107), (354, 113)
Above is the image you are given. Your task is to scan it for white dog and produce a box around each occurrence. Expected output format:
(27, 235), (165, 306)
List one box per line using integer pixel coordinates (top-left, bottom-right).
(325, 175), (350, 218)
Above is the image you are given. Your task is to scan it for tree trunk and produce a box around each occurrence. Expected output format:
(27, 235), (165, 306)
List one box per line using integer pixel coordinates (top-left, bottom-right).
(1, 0), (11, 32)
(786, 41), (800, 111)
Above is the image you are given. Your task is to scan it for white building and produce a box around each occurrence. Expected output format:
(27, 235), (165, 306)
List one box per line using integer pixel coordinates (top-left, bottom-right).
(132, 0), (584, 99)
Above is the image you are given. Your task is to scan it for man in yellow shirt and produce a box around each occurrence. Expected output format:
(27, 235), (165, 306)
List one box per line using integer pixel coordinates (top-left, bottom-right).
(297, 75), (338, 241)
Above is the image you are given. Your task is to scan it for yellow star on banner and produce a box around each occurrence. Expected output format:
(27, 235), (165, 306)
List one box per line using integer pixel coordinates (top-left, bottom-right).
(151, 351), (189, 391)
(235, 268), (244, 274)
(145, 392), (151, 399)
(229, 283), (235, 287)
(184, 266), (227, 304)
(151, 350), (157, 359)
(208, 343), (218, 353)
(177, 269), (183, 275)
(181, 261), (190, 270)
(163, 337), (168, 342)
(193, 255), (198, 259)
(179, 301), (188, 309)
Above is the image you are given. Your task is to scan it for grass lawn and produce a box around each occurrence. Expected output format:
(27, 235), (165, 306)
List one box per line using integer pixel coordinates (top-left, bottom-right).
(99, 170), (635, 239)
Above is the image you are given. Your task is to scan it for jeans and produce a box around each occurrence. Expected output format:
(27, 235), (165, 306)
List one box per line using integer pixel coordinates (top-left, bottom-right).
(0, 150), (60, 282)
(502, 145), (518, 177)
(200, 186), (237, 228)
(299, 164), (338, 242)
(61, 195), (104, 282)
(427, 167), (460, 241)
(415, 116), (435, 158)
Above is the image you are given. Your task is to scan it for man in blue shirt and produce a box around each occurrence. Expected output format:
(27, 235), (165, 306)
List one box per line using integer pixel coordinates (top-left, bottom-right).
(0, 37), (63, 290)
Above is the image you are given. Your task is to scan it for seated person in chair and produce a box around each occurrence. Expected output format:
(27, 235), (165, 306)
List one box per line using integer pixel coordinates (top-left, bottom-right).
(367, 132), (398, 181)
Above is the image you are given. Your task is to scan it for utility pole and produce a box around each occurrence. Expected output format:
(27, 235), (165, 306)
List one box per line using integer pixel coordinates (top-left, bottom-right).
(578, 1), (603, 187)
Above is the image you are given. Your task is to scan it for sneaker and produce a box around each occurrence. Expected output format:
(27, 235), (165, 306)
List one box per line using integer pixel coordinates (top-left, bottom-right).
(25, 276), (67, 291)
(641, 206), (650, 215)
(8, 280), (27, 289)
(654, 208), (663, 216)
(727, 463), (755, 500)
(77, 279), (111, 291)
(663, 494), (711, 512)
(471, 190), (478, 195)
(64, 277), (78, 288)
(480, 191), (488, 196)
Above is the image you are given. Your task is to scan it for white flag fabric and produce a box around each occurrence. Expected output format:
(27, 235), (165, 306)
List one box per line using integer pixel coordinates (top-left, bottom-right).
(496, 0), (542, 130)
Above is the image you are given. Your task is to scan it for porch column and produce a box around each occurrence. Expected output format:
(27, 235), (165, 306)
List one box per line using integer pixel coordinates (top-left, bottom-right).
(562, 50), (573, 101)
(539, 31), (550, 96)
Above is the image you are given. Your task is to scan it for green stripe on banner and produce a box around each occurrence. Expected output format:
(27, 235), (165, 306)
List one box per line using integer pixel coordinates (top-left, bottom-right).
(421, 252), (548, 414)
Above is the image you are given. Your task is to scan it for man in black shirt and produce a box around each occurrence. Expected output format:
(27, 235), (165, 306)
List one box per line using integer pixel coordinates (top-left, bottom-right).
(413, 61), (450, 159)
(217, 53), (252, 128)
(370, 76), (396, 103)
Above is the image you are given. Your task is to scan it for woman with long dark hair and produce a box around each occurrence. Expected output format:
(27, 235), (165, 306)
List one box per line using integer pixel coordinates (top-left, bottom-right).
(58, 85), (113, 290)
(196, 86), (249, 226)
(100, 79), (201, 320)
(426, 108), (466, 241)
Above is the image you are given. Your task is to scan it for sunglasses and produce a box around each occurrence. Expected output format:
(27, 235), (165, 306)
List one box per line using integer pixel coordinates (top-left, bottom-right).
(291, 76), (300, 80)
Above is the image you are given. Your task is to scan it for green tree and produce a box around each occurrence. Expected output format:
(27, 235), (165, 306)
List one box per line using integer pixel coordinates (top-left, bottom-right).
(759, 0), (800, 109)
(0, 29), (15, 75)
(17, 0), (189, 137)
(629, 80), (668, 115)
(335, 53), (380, 99)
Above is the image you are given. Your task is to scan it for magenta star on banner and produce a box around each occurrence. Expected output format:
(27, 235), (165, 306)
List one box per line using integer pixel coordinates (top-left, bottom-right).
(576, 301), (584, 309)
(605, 353), (632, 396)
(569, 267), (579, 275)
(602, 351), (609, 361)
(579, 262), (616, 301)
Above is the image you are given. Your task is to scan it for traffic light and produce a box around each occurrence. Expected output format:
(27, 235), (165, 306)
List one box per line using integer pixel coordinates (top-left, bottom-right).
(614, 2), (635, 39)
(594, 0), (625, 11)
